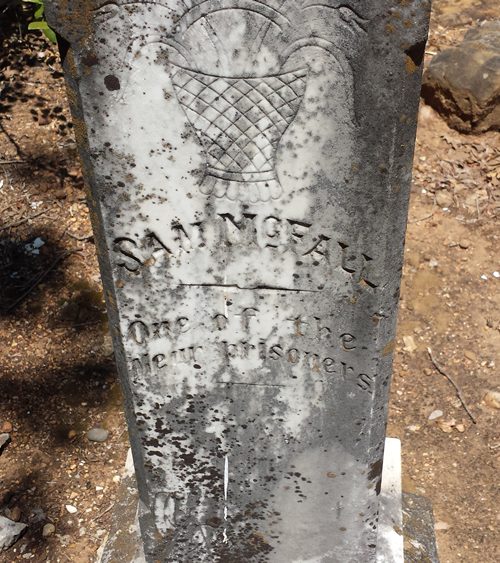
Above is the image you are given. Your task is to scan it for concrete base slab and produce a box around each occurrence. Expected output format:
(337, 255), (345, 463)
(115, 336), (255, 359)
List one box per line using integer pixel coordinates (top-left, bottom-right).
(377, 437), (404, 562)
(96, 439), (438, 562)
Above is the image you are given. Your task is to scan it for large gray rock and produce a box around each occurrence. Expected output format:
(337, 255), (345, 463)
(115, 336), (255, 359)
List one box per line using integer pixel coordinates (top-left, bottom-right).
(0, 516), (27, 551)
(422, 21), (500, 133)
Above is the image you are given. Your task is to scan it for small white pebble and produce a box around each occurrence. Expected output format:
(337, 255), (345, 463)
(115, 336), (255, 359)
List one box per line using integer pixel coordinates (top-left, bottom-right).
(65, 505), (77, 514)
(429, 409), (443, 421)
(480, 274), (488, 280)
(493, 271), (499, 279)
(112, 475), (121, 483)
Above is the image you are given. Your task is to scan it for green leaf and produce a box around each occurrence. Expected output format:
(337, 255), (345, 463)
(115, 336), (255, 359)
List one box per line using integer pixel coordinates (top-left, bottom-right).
(34, 6), (44, 18)
(43, 27), (57, 44)
(28, 21), (49, 30)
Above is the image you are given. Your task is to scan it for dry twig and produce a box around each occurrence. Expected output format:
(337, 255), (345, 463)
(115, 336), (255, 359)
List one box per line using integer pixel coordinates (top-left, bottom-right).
(95, 504), (114, 521)
(0, 159), (26, 166)
(66, 229), (94, 242)
(0, 209), (47, 231)
(409, 211), (434, 224)
(427, 348), (477, 424)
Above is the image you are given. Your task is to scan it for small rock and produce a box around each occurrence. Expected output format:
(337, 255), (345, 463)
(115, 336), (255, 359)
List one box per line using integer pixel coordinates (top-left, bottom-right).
(435, 521), (450, 531)
(429, 409), (443, 421)
(0, 421), (12, 433)
(435, 190), (454, 208)
(67, 430), (77, 440)
(459, 240), (470, 250)
(6, 506), (21, 522)
(0, 515), (28, 550)
(42, 523), (55, 538)
(65, 505), (77, 514)
(455, 423), (466, 433)
(422, 21), (500, 133)
(423, 368), (432, 377)
(30, 508), (45, 524)
(0, 433), (11, 454)
(101, 333), (114, 357)
(418, 104), (437, 124)
(484, 390), (500, 410)
(112, 475), (121, 483)
(403, 335), (417, 353)
(464, 350), (477, 362)
(86, 428), (109, 443)
(428, 258), (439, 269)
(438, 419), (456, 433)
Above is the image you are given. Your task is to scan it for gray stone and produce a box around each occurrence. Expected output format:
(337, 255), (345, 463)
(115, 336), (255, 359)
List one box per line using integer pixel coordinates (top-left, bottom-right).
(42, 523), (56, 538)
(403, 493), (439, 562)
(0, 433), (10, 455)
(46, 1), (430, 561)
(422, 21), (500, 133)
(0, 515), (27, 551)
(86, 428), (109, 443)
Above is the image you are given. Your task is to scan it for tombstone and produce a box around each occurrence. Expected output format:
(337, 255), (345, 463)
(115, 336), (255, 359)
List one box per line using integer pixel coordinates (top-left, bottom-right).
(46, 1), (433, 561)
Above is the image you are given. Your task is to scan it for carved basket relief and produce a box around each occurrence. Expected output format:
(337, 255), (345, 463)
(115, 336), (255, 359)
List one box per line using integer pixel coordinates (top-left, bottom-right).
(171, 66), (307, 202)
(94, 1), (367, 203)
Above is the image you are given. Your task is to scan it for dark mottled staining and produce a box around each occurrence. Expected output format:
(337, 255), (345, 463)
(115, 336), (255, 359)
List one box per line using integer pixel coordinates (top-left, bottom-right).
(405, 40), (426, 67)
(82, 53), (99, 66)
(104, 75), (121, 91)
(368, 458), (384, 495)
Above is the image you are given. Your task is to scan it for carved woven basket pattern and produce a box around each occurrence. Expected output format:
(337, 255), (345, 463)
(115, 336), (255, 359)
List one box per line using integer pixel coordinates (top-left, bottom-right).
(171, 68), (307, 193)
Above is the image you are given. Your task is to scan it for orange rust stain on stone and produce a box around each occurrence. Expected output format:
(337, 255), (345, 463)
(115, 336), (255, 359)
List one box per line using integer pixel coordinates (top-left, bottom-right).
(383, 340), (396, 357)
(405, 55), (418, 74)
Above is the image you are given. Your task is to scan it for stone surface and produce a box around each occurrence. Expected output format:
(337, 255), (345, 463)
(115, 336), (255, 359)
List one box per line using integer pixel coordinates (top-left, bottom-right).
(96, 451), (145, 563)
(0, 515), (27, 551)
(86, 428), (109, 442)
(46, 1), (430, 561)
(403, 493), (439, 562)
(102, 439), (438, 563)
(422, 21), (500, 133)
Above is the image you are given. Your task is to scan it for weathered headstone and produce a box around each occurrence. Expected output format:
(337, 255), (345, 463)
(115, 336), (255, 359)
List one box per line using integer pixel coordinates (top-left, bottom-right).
(46, 1), (431, 561)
